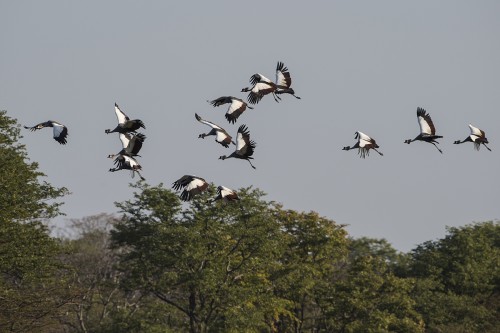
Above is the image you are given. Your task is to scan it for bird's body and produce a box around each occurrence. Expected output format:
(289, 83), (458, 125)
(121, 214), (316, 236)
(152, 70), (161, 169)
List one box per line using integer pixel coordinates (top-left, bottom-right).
(241, 73), (278, 104)
(172, 175), (209, 201)
(195, 113), (235, 148)
(343, 131), (383, 158)
(274, 61), (301, 99)
(108, 154), (145, 180)
(211, 186), (240, 203)
(105, 103), (145, 134)
(108, 132), (146, 158)
(24, 120), (68, 144)
(404, 107), (443, 153)
(219, 124), (257, 169)
(208, 96), (253, 124)
(454, 124), (491, 151)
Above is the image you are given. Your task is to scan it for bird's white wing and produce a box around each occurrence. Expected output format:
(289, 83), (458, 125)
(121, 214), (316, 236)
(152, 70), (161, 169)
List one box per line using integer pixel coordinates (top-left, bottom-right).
(228, 99), (244, 114)
(52, 123), (66, 138)
(253, 81), (273, 94)
(219, 186), (233, 197)
(418, 115), (432, 135)
(468, 124), (483, 137)
(114, 104), (129, 124)
(235, 131), (246, 150)
(258, 74), (273, 84)
(186, 178), (205, 191)
(215, 130), (228, 142)
(276, 69), (287, 86)
(119, 133), (131, 149)
(123, 155), (139, 168)
(356, 131), (372, 142)
(196, 114), (223, 130)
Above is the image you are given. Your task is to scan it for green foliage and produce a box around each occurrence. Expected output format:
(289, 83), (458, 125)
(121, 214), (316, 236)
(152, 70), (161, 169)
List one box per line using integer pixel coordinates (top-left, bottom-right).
(407, 221), (500, 333)
(316, 239), (424, 333)
(111, 183), (291, 332)
(271, 210), (349, 332)
(0, 110), (71, 332)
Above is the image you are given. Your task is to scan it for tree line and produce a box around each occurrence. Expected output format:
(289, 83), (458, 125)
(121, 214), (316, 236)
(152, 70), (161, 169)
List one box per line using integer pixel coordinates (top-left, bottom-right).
(1, 110), (499, 332)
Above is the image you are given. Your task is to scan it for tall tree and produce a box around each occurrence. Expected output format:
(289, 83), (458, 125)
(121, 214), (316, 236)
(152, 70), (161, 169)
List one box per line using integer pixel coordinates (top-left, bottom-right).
(271, 209), (349, 332)
(0, 110), (71, 332)
(111, 183), (290, 333)
(407, 221), (500, 333)
(312, 237), (424, 333)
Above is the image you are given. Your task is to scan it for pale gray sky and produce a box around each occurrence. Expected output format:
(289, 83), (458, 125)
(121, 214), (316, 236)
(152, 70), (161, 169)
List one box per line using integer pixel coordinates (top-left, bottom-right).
(1, 1), (499, 252)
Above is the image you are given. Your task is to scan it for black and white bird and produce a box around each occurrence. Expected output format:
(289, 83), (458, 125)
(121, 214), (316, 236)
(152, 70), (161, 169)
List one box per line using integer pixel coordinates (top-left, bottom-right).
(108, 154), (145, 180)
(454, 124), (491, 151)
(24, 121), (68, 145)
(172, 175), (209, 201)
(210, 186), (240, 203)
(195, 113), (235, 148)
(241, 73), (278, 104)
(108, 132), (146, 158)
(105, 103), (145, 134)
(219, 124), (257, 169)
(342, 131), (383, 158)
(404, 107), (443, 154)
(207, 96), (253, 124)
(274, 61), (301, 100)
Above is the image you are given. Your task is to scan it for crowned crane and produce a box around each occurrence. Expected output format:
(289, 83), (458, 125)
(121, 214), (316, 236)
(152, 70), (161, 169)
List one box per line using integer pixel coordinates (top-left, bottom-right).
(274, 61), (301, 100)
(172, 175), (209, 201)
(342, 131), (383, 158)
(241, 73), (279, 104)
(108, 154), (145, 180)
(454, 124), (491, 151)
(404, 107), (443, 153)
(219, 124), (257, 169)
(207, 96), (254, 124)
(24, 120), (68, 144)
(195, 113), (235, 148)
(105, 103), (145, 134)
(108, 132), (146, 158)
(210, 186), (240, 203)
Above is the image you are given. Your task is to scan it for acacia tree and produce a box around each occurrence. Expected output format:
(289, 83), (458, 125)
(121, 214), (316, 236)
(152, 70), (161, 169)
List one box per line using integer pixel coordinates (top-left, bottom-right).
(0, 110), (70, 332)
(111, 183), (290, 333)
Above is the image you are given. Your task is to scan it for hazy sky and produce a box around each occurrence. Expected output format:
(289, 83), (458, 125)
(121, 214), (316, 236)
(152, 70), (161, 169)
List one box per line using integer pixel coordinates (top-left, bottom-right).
(1, 1), (499, 252)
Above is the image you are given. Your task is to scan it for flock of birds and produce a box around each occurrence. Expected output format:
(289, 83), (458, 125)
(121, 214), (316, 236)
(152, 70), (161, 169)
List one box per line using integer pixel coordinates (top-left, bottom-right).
(23, 61), (492, 203)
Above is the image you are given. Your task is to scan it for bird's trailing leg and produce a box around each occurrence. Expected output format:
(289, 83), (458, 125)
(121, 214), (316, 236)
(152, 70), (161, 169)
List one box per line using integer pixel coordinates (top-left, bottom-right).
(272, 93), (280, 103)
(132, 170), (146, 181)
(430, 142), (443, 154)
(373, 148), (384, 156)
(482, 143), (492, 151)
(247, 159), (256, 169)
